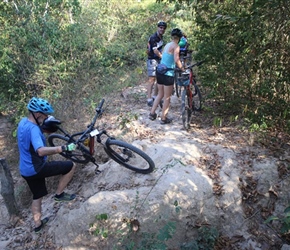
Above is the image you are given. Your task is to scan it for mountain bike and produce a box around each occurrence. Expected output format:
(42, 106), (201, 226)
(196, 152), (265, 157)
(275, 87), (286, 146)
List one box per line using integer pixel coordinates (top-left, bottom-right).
(45, 99), (155, 174)
(175, 60), (204, 130)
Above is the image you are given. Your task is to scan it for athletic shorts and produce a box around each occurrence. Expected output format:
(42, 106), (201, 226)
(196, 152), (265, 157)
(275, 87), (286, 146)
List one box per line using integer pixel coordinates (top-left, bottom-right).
(22, 161), (74, 200)
(156, 72), (175, 86)
(147, 59), (159, 77)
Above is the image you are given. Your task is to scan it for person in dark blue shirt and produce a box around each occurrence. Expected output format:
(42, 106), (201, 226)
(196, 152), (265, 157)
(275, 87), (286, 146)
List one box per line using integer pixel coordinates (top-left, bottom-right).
(146, 21), (167, 107)
(17, 97), (76, 233)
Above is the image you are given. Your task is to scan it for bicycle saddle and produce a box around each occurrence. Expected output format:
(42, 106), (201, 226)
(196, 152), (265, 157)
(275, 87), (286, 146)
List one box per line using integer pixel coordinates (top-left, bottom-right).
(41, 116), (61, 133)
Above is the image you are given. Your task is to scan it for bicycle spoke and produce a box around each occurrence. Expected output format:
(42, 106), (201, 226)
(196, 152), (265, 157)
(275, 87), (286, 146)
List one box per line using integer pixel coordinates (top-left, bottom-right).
(110, 145), (146, 167)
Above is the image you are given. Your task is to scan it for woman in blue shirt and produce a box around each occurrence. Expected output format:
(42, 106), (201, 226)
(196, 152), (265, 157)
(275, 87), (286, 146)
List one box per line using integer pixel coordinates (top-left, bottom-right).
(149, 28), (184, 124)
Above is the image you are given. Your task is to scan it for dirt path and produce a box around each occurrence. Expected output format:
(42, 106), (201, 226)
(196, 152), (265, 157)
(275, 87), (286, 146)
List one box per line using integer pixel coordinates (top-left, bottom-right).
(1, 84), (290, 249)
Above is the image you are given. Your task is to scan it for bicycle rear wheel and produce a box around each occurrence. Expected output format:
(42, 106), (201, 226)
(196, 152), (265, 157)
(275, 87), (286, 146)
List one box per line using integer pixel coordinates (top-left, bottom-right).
(48, 134), (91, 164)
(181, 89), (192, 130)
(192, 81), (202, 111)
(104, 138), (155, 174)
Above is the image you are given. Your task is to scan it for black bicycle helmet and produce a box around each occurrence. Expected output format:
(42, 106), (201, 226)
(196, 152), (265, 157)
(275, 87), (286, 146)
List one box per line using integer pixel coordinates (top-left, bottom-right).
(157, 20), (167, 28)
(171, 28), (183, 38)
(27, 97), (54, 114)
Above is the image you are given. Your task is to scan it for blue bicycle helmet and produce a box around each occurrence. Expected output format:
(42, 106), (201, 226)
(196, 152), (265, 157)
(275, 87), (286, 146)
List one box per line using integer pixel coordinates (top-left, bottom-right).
(27, 97), (54, 114)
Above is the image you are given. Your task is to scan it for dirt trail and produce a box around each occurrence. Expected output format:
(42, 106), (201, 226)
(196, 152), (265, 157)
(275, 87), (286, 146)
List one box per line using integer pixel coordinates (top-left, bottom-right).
(1, 84), (290, 249)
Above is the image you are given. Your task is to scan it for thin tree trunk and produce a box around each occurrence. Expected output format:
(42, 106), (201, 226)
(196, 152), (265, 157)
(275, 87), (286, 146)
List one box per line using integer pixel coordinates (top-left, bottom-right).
(0, 158), (19, 220)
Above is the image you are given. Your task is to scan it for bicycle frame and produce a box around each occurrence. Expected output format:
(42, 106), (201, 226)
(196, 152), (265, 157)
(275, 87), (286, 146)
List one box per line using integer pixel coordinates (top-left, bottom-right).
(49, 99), (109, 166)
(175, 60), (204, 130)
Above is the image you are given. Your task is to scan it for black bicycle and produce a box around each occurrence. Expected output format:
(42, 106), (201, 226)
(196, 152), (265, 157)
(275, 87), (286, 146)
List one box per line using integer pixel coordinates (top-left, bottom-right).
(45, 99), (155, 174)
(175, 60), (204, 130)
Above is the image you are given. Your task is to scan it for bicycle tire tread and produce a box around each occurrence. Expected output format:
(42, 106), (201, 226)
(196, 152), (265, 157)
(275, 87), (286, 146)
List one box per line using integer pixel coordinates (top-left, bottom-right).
(104, 138), (155, 174)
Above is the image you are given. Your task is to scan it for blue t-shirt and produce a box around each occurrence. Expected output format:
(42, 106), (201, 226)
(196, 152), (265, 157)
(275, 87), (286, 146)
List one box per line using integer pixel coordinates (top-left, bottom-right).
(160, 52), (175, 77)
(17, 117), (47, 176)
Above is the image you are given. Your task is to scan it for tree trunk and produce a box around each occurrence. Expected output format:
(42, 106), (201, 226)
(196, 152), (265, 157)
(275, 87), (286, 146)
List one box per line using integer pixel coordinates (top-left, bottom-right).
(0, 158), (19, 218)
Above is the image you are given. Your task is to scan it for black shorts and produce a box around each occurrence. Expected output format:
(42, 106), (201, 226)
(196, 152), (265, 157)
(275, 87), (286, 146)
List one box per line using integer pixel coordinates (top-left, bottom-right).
(156, 72), (175, 86)
(22, 161), (74, 200)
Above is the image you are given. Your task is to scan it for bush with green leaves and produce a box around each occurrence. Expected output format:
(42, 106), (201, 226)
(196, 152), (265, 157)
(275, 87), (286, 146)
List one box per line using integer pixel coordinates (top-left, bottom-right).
(265, 206), (290, 234)
(158, 0), (290, 132)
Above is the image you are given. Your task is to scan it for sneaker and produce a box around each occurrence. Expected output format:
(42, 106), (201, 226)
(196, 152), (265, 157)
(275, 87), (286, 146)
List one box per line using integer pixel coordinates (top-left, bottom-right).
(34, 217), (49, 234)
(149, 113), (157, 121)
(160, 117), (172, 125)
(147, 99), (154, 107)
(54, 192), (76, 202)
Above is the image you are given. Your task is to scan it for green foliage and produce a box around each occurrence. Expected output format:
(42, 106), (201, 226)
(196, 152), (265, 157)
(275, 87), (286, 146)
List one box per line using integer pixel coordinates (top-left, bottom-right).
(122, 221), (177, 250)
(2, 0), (290, 133)
(196, 226), (219, 249)
(180, 226), (219, 250)
(95, 213), (108, 220)
(117, 111), (138, 130)
(174, 200), (182, 214)
(265, 206), (290, 234)
(213, 117), (223, 127)
(0, 0), (176, 121)
(89, 213), (109, 238)
(193, 0), (290, 131)
(158, 0), (290, 132)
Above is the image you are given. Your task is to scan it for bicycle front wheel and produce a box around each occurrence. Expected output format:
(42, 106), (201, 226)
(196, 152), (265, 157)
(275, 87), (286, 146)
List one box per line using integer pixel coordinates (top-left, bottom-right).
(104, 138), (155, 174)
(175, 78), (183, 98)
(192, 82), (202, 111)
(48, 134), (91, 164)
(181, 89), (192, 130)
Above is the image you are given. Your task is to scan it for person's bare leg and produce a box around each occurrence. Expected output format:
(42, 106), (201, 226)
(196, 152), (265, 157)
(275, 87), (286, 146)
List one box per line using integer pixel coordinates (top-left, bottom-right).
(147, 76), (155, 100)
(150, 84), (164, 115)
(55, 164), (76, 195)
(161, 85), (174, 120)
(152, 79), (158, 98)
(32, 197), (42, 227)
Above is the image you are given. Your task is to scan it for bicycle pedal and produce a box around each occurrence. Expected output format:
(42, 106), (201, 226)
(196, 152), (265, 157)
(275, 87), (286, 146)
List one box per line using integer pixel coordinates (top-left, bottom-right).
(95, 169), (102, 175)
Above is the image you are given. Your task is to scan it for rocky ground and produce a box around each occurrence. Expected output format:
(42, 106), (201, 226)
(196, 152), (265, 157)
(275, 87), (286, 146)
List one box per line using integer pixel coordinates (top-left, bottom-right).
(1, 83), (290, 250)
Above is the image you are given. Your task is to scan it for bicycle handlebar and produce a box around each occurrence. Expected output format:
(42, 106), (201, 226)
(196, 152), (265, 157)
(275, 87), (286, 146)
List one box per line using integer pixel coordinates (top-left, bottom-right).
(77, 99), (105, 142)
(185, 60), (205, 69)
(175, 60), (205, 72)
(96, 98), (105, 112)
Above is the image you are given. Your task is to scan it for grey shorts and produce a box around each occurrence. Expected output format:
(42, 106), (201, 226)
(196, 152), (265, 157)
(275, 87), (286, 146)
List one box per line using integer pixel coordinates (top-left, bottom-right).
(147, 59), (159, 77)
